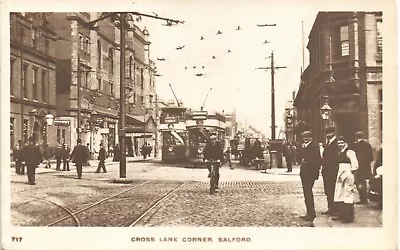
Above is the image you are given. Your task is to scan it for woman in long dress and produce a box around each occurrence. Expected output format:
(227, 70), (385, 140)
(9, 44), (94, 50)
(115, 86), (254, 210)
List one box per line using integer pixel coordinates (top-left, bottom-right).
(333, 136), (359, 223)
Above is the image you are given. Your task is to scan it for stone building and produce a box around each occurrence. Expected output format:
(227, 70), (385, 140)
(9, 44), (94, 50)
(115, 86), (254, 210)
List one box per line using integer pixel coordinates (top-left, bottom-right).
(294, 12), (383, 149)
(10, 13), (58, 148)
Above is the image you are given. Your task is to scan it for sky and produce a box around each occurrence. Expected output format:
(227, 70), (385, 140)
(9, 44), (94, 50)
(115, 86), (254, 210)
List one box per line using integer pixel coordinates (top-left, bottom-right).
(130, 0), (318, 138)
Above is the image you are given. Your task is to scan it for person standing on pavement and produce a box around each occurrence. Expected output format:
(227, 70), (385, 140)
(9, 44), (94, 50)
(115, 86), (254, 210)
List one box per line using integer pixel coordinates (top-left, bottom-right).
(321, 126), (340, 216)
(84, 143), (91, 167)
(333, 136), (359, 223)
(283, 142), (293, 173)
(43, 143), (52, 169)
(20, 137), (42, 185)
(224, 146), (233, 169)
(13, 140), (24, 175)
(113, 143), (121, 162)
(299, 130), (322, 222)
(352, 131), (373, 205)
(55, 143), (63, 171)
(95, 143), (107, 173)
(62, 144), (70, 171)
(70, 139), (88, 179)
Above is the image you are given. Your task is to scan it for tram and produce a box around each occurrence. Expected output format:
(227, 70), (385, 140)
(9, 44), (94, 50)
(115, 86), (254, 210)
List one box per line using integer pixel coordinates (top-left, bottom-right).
(186, 111), (226, 163)
(159, 106), (188, 162)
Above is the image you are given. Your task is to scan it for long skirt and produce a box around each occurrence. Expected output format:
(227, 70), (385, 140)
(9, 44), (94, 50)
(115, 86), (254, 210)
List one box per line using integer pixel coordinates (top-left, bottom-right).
(334, 163), (356, 204)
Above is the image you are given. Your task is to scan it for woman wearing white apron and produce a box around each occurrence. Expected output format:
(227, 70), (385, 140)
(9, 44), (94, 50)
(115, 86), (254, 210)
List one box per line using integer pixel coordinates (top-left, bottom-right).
(333, 136), (359, 223)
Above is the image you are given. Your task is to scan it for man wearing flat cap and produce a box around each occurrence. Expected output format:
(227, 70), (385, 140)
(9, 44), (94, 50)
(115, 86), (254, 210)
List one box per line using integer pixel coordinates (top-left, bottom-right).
(321, 126), (340, 215)
(299, 130), (322, 221)
(352, 131), (373, 204)
(203, 134), (224, 189)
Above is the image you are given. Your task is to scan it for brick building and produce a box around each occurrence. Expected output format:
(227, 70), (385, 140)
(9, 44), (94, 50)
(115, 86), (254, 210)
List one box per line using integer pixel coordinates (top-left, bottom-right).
(294, 12), (383, 149)
(10, 13), (58, 149)
(47, 12), (156, 154)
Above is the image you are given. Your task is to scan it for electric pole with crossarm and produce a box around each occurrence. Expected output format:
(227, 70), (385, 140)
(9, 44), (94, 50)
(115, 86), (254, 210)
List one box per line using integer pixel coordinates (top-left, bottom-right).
(256, 51), (287, 140)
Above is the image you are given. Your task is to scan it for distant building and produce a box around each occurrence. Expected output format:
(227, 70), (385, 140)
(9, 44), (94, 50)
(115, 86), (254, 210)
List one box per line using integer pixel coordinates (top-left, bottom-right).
(294, 12), (382, 148)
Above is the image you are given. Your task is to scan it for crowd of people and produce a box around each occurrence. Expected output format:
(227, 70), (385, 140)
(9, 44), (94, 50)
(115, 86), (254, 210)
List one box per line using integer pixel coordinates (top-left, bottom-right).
(12, 138), (116, 184)
(298, 127), (382, 223)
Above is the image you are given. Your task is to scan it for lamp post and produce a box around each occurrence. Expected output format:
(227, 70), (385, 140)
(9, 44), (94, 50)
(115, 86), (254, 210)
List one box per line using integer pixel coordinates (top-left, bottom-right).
(320, 95), (332, 139)
(44, 113), (54, 145)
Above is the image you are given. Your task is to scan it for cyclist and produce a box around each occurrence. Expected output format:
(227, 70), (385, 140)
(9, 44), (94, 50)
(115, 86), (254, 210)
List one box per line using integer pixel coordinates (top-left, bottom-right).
(203, 134), (224, 189)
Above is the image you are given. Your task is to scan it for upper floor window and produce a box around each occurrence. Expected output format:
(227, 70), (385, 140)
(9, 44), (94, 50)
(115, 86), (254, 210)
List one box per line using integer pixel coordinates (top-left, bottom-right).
(377, 20), (383, 56)
(340, 25), (349, 57)
(22, 64), (28, 99)
(32, 27), (38, 49)
(42, 70), (47, 102)
(140, 68), (144, 89)
(85, 37), (90, 54)
(10, 59), (14, 95)
(79, 33), (84, 51)
(110, 81), (114, 97)
(32, 67), (38, 100)
(129, 56), (133, 79)
(97, 40), (101, 68)
(108, 48), (114, 74)
(45, 39), (50, 54)
(20, 26), (25, 43)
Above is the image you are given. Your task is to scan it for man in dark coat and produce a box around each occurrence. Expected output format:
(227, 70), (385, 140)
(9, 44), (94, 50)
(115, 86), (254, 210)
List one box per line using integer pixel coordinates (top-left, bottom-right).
(352, 131), (373, 204)
(62, 144), (70, 171)
(70, 139), (88, 179)
(203, 134), (224, 189)
(283, 142), (293, 172)
(299, 131), (322, 221)
(21, 137), (42, 185)
(54, 143), (63, 171)
(322, 126), (340, 215)
(113, 143), (121, 162)
(95, 143), (107, 173)
(13, 140), (24, 175)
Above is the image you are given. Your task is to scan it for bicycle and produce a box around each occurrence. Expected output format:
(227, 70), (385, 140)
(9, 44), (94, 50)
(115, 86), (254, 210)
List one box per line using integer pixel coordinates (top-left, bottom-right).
(205, 159), (220, 195)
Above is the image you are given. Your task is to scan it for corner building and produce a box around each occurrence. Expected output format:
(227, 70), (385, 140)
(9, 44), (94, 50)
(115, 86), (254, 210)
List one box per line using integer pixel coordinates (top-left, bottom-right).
(294, 12), (382, 149)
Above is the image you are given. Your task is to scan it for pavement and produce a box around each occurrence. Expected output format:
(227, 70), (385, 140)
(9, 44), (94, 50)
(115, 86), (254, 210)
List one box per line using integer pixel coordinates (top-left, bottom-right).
(10, 159), (382, 227)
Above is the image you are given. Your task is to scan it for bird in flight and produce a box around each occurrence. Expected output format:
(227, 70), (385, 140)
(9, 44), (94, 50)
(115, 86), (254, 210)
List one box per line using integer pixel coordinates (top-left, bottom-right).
(157, 58), (166, 61)
(176, 45), (185, 50)
(200, 36), (205, 40)
(193, 66), (196, 69)
(202, 66), (205, 69)
(184, 66), (188, 70)
(216, 30), (223, 35)
(196, 73), (206, 77)
(262, 40), (271, 44)
(228, 49), (232, 53)
(212, 56), (216, 59)
(257, 23), (276, 27)
(236, 26), (241, 30)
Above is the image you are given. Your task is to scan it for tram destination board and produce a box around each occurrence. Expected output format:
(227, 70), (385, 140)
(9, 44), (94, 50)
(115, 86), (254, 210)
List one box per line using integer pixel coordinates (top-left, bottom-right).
(192, 111), (208, 120)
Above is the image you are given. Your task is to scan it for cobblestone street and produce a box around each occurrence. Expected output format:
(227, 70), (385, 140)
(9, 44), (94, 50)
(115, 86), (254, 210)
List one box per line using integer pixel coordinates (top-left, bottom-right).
(10, 159), (382, 227)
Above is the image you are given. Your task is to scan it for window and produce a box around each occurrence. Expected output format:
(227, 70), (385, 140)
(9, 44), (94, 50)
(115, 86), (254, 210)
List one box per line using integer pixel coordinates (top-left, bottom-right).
(20, 26), (25, 43)
(10, 59), (14, 95)
(57, 128), (61, 143)
(98, 79), (102, 91)
(32, 27), (38, 48)
(379, 89), (382, 138)
(79, 69), (85, 86)
(149, 95), (153, 105)
(340, 25), (349, 57)
(42, 70), (47, 102)
(110, 81), (114, 97)
(22, 64), (28, 98)
(85, 72), (90, 88)
(97, 40), (101, 68)
(85, 37), (90, 53)
(108, 48), (114, 74)
(140, 68), (144, 89)
(129, 56), (133, 78)
(377, 20), (383, 57)
(141, 95), (144, 105)
(32, 67), (38, 100)
(133, 93), (136, 104)
(10, 118), (15, 149)
(79, 33), (84, 50)
(45, 39), (50, 54)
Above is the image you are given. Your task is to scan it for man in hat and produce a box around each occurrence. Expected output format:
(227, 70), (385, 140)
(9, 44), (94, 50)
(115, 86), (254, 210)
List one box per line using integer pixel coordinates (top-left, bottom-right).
(352, 131), (373, 204)
(321, 126), (340, 215)
(203, 134), (224, 189)
(299, 130), (322, 221)
(20, 137), (42, 185)
(70, 138), (88, 179)
(95, 143), (107, 173)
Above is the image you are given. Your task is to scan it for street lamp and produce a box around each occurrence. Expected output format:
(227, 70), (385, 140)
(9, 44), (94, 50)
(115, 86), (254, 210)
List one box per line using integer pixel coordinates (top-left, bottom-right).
(45, 113), (55, 126)
(320, 95), (332, 120)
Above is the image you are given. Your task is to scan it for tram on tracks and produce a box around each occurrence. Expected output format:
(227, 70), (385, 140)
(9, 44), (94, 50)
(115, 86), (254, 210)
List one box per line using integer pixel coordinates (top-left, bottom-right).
(186, 111), (226, 163)
(159, 105), (188, 162)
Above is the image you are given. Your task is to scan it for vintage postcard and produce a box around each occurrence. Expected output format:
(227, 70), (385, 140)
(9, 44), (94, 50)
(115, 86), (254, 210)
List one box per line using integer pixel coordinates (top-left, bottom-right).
(1, 0), (397, 249)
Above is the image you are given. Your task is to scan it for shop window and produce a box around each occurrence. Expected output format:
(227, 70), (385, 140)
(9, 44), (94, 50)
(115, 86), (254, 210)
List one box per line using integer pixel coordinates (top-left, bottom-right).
(340, 25), (349, 57)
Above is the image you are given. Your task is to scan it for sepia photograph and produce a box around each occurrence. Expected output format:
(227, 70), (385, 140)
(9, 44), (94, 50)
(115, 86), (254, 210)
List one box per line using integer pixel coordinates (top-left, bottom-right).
(1, 0), (397, 249)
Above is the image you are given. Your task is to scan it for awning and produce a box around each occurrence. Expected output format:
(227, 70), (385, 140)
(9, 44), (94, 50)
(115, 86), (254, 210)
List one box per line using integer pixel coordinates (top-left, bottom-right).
(126, 114), (145, 125)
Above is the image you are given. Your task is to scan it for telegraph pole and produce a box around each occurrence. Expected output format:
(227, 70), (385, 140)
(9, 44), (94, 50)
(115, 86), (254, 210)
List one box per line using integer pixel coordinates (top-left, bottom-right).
(257, 51), (286, 140)
(119, 13), (127, 178)
(77, 56), (81, 140)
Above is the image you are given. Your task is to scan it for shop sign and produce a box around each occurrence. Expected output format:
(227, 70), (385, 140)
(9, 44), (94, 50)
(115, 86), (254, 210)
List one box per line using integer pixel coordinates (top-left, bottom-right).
(54, 119), (70, 126)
